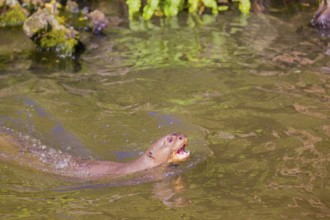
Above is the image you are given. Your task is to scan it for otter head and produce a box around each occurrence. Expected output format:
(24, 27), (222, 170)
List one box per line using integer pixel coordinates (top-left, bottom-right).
(146, 133), (190, 166)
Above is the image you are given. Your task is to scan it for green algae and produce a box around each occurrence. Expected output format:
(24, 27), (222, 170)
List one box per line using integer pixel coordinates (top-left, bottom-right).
(39, 29), (79, 58)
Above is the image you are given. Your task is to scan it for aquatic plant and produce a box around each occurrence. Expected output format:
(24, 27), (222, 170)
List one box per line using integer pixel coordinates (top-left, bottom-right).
(126, 0), (251, 20)
(234, 0), (251, 15)
(164, 0), (184, 17)
(142, 0), (160, 20)
(127, 0), (142, 19)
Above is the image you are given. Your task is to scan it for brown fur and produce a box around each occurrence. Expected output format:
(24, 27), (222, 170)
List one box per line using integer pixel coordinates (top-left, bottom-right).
(0, 132), (189, 179)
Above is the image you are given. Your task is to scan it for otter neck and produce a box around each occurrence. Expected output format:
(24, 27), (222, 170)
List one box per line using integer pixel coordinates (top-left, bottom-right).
(118, 152), (160, 174)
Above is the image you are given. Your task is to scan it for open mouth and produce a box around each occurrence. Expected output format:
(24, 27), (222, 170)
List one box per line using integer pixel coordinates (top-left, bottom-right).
(176, 143), (190, 160)
(169, 138), (190, 163)
(177, 144), (188, 154)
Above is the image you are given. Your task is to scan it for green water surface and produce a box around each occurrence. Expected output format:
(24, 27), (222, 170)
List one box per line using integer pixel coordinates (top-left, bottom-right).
(0, 8), (330, 220)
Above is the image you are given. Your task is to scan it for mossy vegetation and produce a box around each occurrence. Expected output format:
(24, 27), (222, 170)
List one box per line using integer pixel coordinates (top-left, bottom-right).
(21, 7), (80, 58)
(0, 5), (27, 27)
(39, 28), (79, 57)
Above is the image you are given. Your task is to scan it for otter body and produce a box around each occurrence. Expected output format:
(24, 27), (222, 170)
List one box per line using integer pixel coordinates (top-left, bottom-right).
(0, 132), (190, 179)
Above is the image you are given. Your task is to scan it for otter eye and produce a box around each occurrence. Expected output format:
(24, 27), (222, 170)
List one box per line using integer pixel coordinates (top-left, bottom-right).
(167, 137), (173, 143)
(179, 136), (182, 140)
(147, 151), (154, 159)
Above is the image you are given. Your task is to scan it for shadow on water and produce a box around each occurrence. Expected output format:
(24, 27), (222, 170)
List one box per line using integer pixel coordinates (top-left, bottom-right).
(28, 51), (83, 73)
(0, 97), (92, 158)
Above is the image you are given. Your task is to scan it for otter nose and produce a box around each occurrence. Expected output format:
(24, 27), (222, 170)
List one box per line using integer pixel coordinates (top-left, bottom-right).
(172, 132), (184, 140)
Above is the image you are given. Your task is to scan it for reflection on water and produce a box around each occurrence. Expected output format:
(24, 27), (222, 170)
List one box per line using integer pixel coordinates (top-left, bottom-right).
(0, 7), (330, 220)
(152, 175), (191, 207)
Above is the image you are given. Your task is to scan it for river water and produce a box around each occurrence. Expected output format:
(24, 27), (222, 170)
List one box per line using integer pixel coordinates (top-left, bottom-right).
(0, 7), (330, 219)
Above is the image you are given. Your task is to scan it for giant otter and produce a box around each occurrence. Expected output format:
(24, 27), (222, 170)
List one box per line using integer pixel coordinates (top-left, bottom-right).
(0, 132), (190, 179)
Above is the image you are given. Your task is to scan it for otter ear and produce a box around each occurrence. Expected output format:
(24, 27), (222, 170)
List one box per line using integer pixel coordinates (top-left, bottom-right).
(147, 151), (154, 159)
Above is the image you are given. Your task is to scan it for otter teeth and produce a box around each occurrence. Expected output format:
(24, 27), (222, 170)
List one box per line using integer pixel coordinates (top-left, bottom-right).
(177, 144), (188, 154)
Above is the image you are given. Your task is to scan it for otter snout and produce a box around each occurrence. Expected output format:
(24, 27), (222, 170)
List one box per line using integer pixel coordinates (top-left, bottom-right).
(171, 132), (186, 140)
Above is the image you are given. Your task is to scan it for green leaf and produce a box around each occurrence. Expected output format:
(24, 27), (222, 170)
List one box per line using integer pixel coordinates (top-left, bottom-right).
(126, 0), (141, 19)
(218, 5), (229, 11)
(164, 0), (182, 17)
(188, 0), (200, 13)
(238, 0), (251, 14)
(202, 0), (218, 14)
(142, 0), (160, 20)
